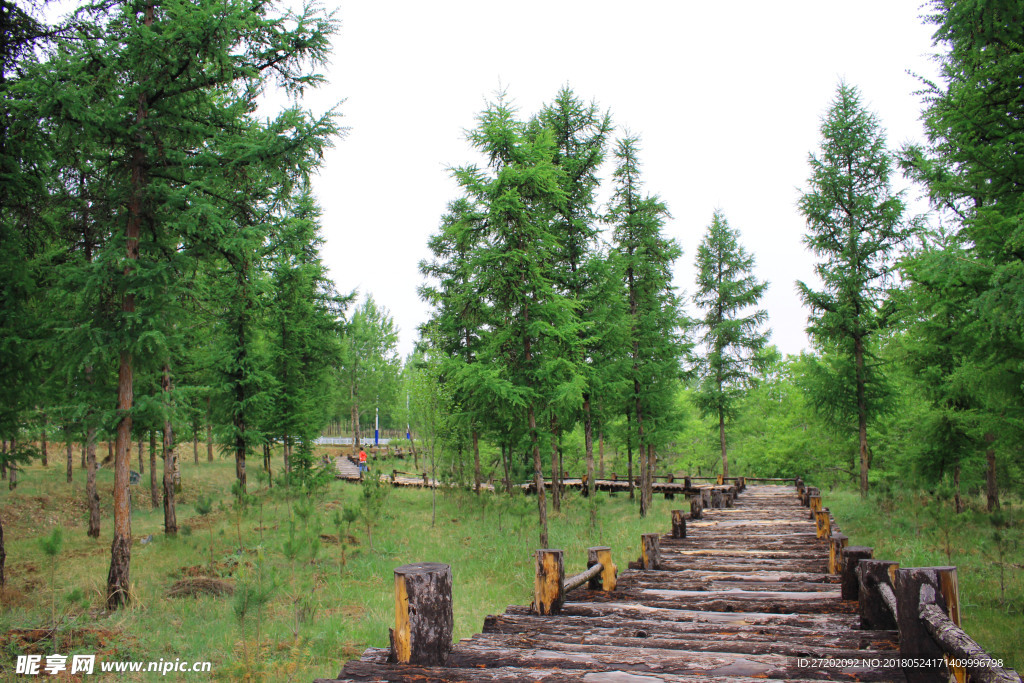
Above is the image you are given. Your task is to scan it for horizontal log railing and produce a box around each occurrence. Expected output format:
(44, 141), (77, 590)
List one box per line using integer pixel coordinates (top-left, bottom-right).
(801, 481), (1021, 683)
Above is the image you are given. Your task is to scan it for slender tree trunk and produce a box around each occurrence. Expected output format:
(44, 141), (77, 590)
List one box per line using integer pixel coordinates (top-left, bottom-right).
(161, 364), (177, 535)
(584, 396), (595, 498)
(467, 429), (479, 494)
(107, 440), (113, 464)
(192, 424), (198, 465)
(66, 430), (72, 483)
(719, 407), (728, 478)
(350, 382), (360, 455)
(0, 514), (5, 587)
(598, 429), (605, 479)
(87, 425), (100, 538)
(149, 430), (158, 508)
(206, 396), (213, 462)
(626, 410), (634, 500)
(550, 416), (560, 512)
(635, 378), (650, 517)
(854, 336), (869, 496)
(1, 440), (6, 480)
(529, 404), (548, 547)
(984, 432), (999, 512)
(81, 440), (85, 468)
(410, 432), (418, 470)
(501, 442), (512, 494)
(138, 435), (143, 474)
(8, 438), (16, 490)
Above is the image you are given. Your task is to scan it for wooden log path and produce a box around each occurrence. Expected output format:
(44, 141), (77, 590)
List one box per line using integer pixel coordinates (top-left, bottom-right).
(318, 484), (906, 682)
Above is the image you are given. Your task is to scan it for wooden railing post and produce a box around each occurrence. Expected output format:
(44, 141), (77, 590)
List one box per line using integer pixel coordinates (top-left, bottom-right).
(690, 495), (703, 520)
(808, 493), (822, 519)
(641, 533), (661, 570)
(533, 549), (565, 615)
(895, 567), (958, 683)
(388, 563), (453, 665)
(700, 488), (711, 510)
(716, 473), (724, 485)
(587, 546), (617, 591)
(814, 507), (831, 539)
(840, 546), (873, 600)
(671, 509), (686, 538)
(683, 475), (691, 490)
(711, 489), (723, 509)
(857, 559), (899, 630)
(664, 473), (675, 500)
(828, 533), (848, 575)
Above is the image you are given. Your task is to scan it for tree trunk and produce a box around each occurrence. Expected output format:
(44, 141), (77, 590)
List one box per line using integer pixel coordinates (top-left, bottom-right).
(953, 464), (963, 514)
(162, 364), (177, 535)
(66, 431), (72, 483)
(149, 430), (158, 508)
(549, 416), (560, 513)
(137, 435), (143, 474)
(635, 379), (649, 517)
(626, 411), (634, 500)
(529, 404), (548, 547)
(40, 416), (47, 467)
(192, 424), (198, 465)
(206, 396), (213, 462)
(472, 429), (481, 494)
(86, 425), (100, 538)
(8, 438), (16, 490)
(984, 432), (999, 512)
(501, 442), (512, 494)
(719, 407), (728, 478)
(584, 395), (595, 501)
(598, 430), (604, 478)
(0, 514), (5, 587)
(351, 382), (360, 455)
(854, 336), (869, 496)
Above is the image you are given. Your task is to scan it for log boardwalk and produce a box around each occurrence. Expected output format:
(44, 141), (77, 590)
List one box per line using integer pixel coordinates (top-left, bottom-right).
(319, 484), (913, 682)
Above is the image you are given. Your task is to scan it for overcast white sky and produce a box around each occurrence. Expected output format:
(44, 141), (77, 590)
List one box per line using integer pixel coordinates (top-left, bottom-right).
(296, 1), (942, 359)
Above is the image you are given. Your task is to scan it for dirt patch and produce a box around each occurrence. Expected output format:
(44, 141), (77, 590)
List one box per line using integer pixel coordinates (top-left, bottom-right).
(319, 534), (339, 544)
(166, 577), (234, 598)
(0, 627), (122, 655)
(178, 559), (238, 578)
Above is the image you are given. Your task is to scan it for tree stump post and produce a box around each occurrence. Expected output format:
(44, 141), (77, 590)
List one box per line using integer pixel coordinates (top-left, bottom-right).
(640, 533), (661, 570)
(664, 473), (674, 500)
(689, 496), (703, 520)
(671, 509), (686, 538)
(895, 566), (959, 683)
(711, 489), (723, 509)
(533, 549), (565, 615)
(808, 494), (822, 519)
(422, 472), (429, 486)
(795, 477), (804, 499)
(701, 488), (711, 510)
(857, 559), (899, 630)
(840, 546), (873, 600)
(828, 533), (849, 575)
(587, 546), (617, 591)
(815, 508), (831, 539)
(683, 476), (691, 491)
(716, 473), (724, 485)
(388, 563), (453, 666)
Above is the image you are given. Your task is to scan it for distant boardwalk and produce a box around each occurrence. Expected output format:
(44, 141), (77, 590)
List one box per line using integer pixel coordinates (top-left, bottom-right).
(318, 484), (909, 682)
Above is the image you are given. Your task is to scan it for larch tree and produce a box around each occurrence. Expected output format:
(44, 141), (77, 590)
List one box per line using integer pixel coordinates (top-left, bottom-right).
(797, 82), (905, 497)
(693, 210), (770, 478)
(608, 135), (687, 517)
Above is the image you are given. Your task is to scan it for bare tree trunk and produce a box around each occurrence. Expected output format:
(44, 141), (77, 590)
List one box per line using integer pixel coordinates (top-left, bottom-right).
(598, 429), (605, 479)
(138, 435), (143, 474)
(149, 430), (158, 508)
(472, 429), (481, 495)
(626, 411), (634, 501)
(550, 416), (560, 512)
(40, 415), (47, 467)
(206, 396), (213, 462)
(192, 422), (198, 465)
(66, 430), (73, 483)
(162, 364), (177, 535)
(635, 380), (649, 517)
(953, 464), (963, 514)
(985, 432), (999, 512)
(501, 442), (512, 494)
(0, 515), (5, 587)
(350, 382), (360, 456)
(529, 404), (548, 547)
(87, 425), (100, 538)
(719, 408), (728, 478)
(854, 336), (870, 496)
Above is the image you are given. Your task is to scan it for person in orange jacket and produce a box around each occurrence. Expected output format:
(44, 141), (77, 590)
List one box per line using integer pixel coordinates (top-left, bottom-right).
(358, 448), (368, 476)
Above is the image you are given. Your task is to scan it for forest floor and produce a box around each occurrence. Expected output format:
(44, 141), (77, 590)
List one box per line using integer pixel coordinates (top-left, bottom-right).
(826, 487), (1024, 672)
(0, 449), (677, 681)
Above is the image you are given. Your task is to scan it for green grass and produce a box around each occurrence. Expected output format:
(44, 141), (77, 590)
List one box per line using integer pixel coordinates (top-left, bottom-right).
(824, 487), (1024, 673)
(0, 450), (676, 681)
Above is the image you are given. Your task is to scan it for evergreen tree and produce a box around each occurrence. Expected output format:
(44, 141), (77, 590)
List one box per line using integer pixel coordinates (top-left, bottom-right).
(341, 297), (401, 453)
(797, 83), (905, 496)
(607, 135), (687, 517)
(693, 210), (771, 478)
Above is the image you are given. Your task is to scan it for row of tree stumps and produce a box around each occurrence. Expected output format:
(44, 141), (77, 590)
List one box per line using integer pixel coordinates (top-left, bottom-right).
(796, 479), (1021, 683)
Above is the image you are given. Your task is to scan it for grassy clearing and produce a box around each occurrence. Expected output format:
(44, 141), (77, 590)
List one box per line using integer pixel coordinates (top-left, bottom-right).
(824, 488), (1024, 672)
(0, 450), (674, 681)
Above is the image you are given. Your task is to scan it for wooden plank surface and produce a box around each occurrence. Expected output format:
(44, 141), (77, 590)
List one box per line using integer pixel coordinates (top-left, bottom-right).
(322, 484), (905, 682)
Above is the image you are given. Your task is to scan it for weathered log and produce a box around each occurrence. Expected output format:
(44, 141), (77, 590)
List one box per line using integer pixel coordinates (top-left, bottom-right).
(856, 559), (899, 630)
(700, 488), (711, 510)
(919, 585), (1021, 683)
(895, 566), (956, 683)
(641, 533), (661, 570)
(533, 549), (564, 615)
(828, 533), (848, 575)
(689, 496), (703, 520)
(387, 562), (453, 666)
(586, 546), (616, 592)
(563, 562), (602, 593)
(671, 509), (686, 538)
(839, 546), (872, 600)
(711, 489), (724, 509)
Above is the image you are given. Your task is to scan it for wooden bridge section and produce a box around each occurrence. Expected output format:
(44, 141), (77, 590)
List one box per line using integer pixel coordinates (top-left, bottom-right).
(320, 484), (912, 682)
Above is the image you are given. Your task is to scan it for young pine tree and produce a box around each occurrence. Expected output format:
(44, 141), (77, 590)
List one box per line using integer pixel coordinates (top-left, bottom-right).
(693, 210), (771, 478)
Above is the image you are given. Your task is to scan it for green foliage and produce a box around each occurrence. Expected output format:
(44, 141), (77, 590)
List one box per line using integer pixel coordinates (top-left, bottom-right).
(37, 527), (64, 558)
(358, 473), (390, 550)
